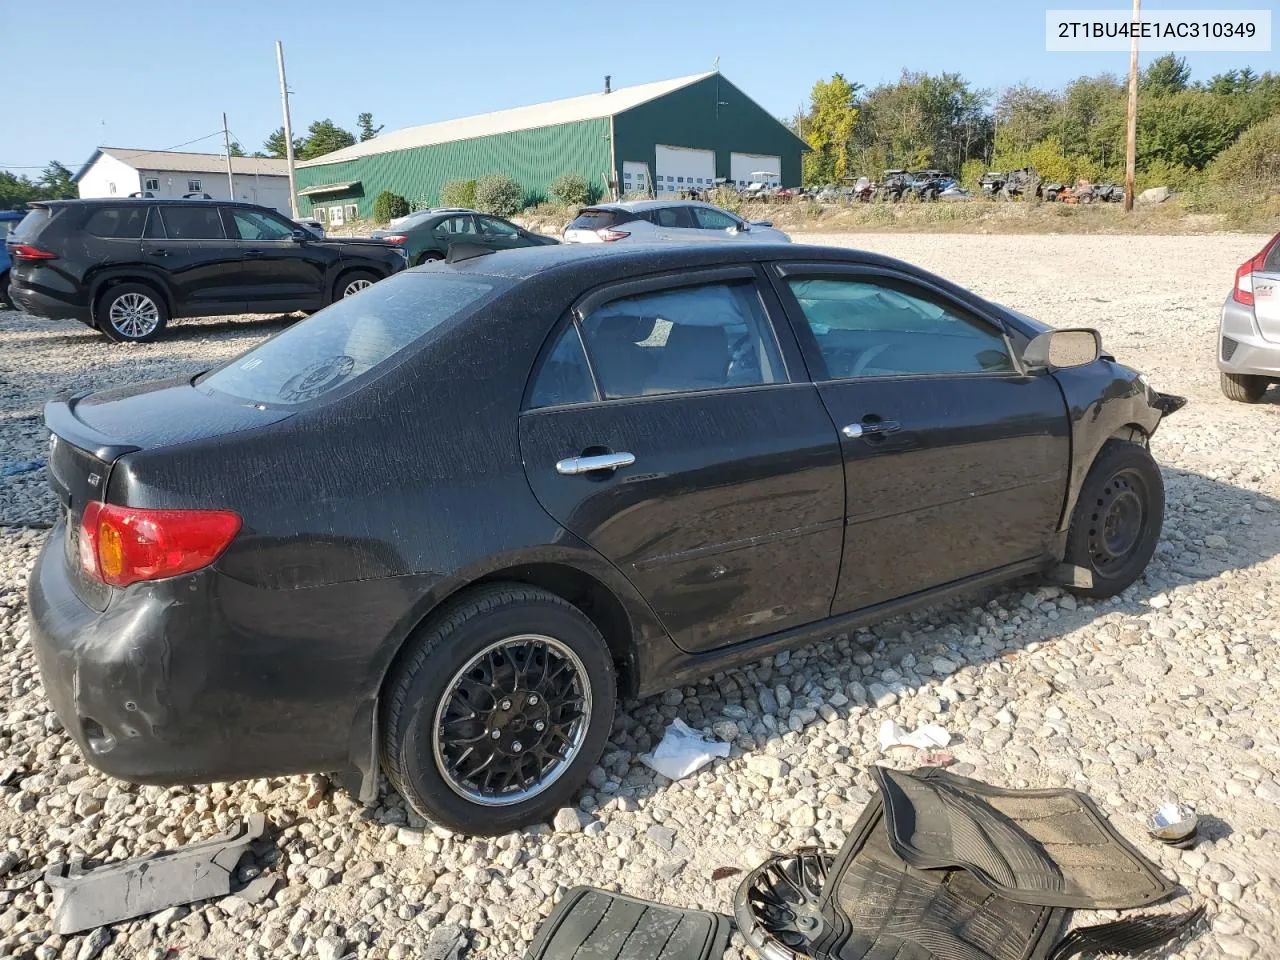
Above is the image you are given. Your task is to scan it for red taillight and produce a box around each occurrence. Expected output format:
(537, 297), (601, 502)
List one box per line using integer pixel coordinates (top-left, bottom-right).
(79, 503), (241, 587)
(381, 235), (407, 245)
(596, 228), (630, 242)
(11, 244), (56, 261)
(1233, 235), (1279, 307)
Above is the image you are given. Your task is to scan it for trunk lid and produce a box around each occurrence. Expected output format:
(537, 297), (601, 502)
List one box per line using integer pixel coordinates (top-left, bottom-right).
(46, 379), (293, 610)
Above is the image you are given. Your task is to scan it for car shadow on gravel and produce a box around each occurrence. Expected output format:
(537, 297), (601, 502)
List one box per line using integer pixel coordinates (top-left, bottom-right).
(602, 463), (1280, 808)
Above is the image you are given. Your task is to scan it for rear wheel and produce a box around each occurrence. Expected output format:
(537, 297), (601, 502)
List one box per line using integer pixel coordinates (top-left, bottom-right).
(416, 252), (443, 266)
(99, 282), (169, 343)
(1220, 372), (1269, 403)
(1062, 441), (1164, 598)
(335, 269), (378, 300)
(380, 584), (616, 835)
(0, 270), (10, 308)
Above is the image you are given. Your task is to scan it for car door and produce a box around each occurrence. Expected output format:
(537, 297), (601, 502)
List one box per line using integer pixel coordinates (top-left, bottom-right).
(772, 263), (1071, 614)
(156, 205), (245, 311)
(649, 205), (702, 241)
(690, 205), (748, 240)
(519, 267), (846, 653)
(432, 214), (479, 253)
(224, 206), (329, 310)
(475, 216), (529, 251)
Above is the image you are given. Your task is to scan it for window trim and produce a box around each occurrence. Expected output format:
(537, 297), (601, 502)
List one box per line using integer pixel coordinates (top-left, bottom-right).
(521, 317), (602, 411)
(767, 262), (1028, 382)
(525, 267), (794, 407)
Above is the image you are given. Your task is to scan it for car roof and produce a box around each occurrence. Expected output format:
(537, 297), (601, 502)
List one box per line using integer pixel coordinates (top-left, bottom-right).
(588, 199), (723, 213)
(28, 197), (278, 209)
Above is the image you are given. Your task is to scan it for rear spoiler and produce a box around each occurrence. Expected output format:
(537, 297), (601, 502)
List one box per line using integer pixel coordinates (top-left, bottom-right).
(45, 394), (140, 462)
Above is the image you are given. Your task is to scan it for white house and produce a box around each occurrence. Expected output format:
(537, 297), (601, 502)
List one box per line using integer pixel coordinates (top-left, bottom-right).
(74, 148), (293, 213)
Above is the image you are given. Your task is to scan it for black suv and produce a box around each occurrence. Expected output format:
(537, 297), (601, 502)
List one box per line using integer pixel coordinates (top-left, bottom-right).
(5, 199), (407, 342)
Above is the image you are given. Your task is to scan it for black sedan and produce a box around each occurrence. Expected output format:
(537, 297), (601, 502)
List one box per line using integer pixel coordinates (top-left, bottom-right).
(29, 242), (1182, 834)
(370, 208), (557, 265)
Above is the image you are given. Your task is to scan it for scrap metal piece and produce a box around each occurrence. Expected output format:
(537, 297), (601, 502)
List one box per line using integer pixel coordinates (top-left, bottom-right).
(46, 813), (266, 934)
(734, 848), (830, 960)
(1147, 802), (1199, 847)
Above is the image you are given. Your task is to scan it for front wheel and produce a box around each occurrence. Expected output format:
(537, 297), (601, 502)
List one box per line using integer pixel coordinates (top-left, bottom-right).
(335, 269), (379, 300)
(1220, 371), (1269, 403)
(1062, 441), (1164, 598)
(99, 282), (169, 343)
(380, 584), (616, 835)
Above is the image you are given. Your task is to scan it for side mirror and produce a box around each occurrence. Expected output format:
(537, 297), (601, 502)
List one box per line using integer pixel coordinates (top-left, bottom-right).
(1022, 328), (1101, 370)
(291, 228), (309, 242)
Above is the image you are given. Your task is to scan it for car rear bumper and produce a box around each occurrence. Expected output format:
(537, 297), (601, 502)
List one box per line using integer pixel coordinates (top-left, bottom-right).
(1219, 295), (1280, 377)
(28, 521), (365, 786)
(7, 282), (92, 326)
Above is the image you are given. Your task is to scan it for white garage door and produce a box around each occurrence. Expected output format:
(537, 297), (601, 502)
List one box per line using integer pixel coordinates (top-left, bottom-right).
(730, 153), (781, 189)
(655, 145), (715, 196)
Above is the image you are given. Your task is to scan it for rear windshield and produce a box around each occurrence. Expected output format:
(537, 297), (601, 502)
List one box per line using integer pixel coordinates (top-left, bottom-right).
(567, 209), (623, 230)
(196, 273), (502, 407)
(10, 207), (51, 242)
(1266, 237), (1280, 273)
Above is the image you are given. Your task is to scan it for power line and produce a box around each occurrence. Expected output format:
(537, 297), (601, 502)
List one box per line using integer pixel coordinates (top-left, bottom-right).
(3, 129), (229, 172)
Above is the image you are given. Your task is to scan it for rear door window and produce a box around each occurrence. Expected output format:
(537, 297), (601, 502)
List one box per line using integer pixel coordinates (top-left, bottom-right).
(160, 205), (226, 239)
(653, 206), (695, 228)
(434, 215), (477, 236)
(196, 273), (503, 406)
(578, 280), (784, 399)
(83, 206), (149, 239)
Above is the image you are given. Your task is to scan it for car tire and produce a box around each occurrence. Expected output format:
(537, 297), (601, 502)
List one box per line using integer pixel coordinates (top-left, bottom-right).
(98, 282), (169, 343)
(416, 253), (442, 266)
(1220, 371), (1268, 403)
(335, 269), (379, 301)
(1062, 440), (1164, 598)
(0, 270), (10, 308)
(380, 583), (617, 835)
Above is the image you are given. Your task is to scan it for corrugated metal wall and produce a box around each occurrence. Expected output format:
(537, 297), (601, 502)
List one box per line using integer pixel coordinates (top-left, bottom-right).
(295, 119), (613, 218)
(613, 75), (806, 188)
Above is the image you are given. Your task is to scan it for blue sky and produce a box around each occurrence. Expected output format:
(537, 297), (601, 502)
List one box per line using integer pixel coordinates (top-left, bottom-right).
(2, 0), (1275, 175)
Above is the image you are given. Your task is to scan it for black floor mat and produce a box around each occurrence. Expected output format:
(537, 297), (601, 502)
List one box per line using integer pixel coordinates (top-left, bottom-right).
(523, 887), (730, 960)
(813, 794), (1070, 960)
(874, 767), (1176, 909)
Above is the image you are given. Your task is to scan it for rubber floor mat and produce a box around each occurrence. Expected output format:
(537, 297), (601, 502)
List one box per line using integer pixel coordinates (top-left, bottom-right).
(524, 886), (730, 960)
(874, 767), (1176, 909)
(813, 794), (1069, 960)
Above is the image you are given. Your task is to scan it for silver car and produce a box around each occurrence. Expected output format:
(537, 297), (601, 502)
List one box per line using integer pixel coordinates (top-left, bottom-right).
(562, 200), (790, 245)
(1219, 232), (1280, 402)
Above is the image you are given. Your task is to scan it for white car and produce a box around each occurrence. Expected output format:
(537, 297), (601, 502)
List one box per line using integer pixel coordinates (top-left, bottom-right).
(562, 200), (790, 245)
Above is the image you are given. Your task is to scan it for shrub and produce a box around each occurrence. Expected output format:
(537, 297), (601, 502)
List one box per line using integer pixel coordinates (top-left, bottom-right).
(1209, 115), (1280, 189)
(439, 178), (477, 209)
(550, 173), (590, 207)
(372, 191), (409, 222)
(474, 174), (523, 217)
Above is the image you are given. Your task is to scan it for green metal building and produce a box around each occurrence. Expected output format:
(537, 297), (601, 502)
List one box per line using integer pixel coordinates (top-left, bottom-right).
(294, 72), (806, 223)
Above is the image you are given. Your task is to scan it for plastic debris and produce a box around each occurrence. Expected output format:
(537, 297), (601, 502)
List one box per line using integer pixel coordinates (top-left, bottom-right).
(46, 813), (266, 934)
(640, 717), (731, 780)
(878, 720), (951, 753)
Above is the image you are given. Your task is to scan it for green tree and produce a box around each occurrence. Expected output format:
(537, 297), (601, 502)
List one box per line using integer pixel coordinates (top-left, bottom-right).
(1142, 54), (1191, 94)
(853, 71), (989, 174)
(1, 171), (40, 210)
(372, 191), (410, 222)
(299, 120), (356, 160)
(38, 161), (76, 199)
(1209, 114), (1280, 186)
(550, 172), (591, 206)
(474, 173), (523, 217)
(801, 74), (859, 185)
(262, 127), (304, 159)
(357, 112), (383, 142)
(994, 83), (1062, 155)
(439, 179), (477, 209)
(1139, 89), (1247, 170)
(228, 142), (245, 157)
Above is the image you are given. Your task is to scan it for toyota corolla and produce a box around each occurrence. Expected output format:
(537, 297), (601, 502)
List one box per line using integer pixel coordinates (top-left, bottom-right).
(30, 242), (1182, 834)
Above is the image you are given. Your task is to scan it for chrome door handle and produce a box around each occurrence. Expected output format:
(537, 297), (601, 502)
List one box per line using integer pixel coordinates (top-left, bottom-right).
(555, 452), (636, 475)
(842, 420), (901, 439)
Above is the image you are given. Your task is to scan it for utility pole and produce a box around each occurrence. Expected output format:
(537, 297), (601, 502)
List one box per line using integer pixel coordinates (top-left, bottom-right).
(222, 112), (235, 200)
(1123, 0), (1140, 212)
(276, 40), (300, 218)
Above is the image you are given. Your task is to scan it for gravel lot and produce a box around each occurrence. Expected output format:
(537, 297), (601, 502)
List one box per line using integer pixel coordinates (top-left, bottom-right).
(2, 233), (1279, 960)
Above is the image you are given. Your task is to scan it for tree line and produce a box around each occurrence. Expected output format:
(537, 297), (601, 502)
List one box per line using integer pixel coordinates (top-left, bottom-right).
(797, 55), (1280, 190)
